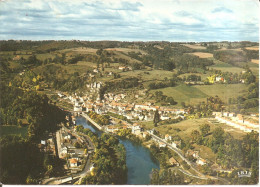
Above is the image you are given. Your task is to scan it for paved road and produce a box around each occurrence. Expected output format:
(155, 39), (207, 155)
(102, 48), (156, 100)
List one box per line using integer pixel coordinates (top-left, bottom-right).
(148, 132), (207, 179)
(42, 126), (95, 185)
(148, 132), (230, 184)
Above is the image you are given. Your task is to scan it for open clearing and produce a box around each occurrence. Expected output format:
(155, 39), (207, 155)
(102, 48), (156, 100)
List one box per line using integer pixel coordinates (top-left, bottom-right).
(217, 48), (243, 52)
(245, 46), (259, 51)
(150, 84), (208, 107)
(190, 52), (213, 58)
(104, 48), (146, 54)
(210, 62), (245, 74)
(251, 59), (259, 64)
(150, 83), (248, 106)
(181, 44), (206, 50)
(0, 125), (28, 137)
(194, 84), (248, 103)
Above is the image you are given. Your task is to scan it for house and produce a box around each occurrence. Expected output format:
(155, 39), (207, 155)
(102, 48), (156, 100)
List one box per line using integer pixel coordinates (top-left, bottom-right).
(196, 158), (207, 166)
(61, 146), (68, 155)
(106, 125), (119, 133)
(169, 157), (179, 166)
(172, 140), (181, 148)
(161, 116), (170, 120)
(186, 150), (199, 158)
(229, 113), (235, 117)
(132, 124), (141, 135)
(41, 140), (46, 145)
(74, 105), (82, 112)
(93, 69), (99, 73)
(159, 142), (166, 148)
(63, 133), (72, 140)
(165, 134), (172, 141)
(148, 129), (155, 135)
(13, 55), (21, 61)
(69, 158), (78, 167)
(142, 132), (149, 138)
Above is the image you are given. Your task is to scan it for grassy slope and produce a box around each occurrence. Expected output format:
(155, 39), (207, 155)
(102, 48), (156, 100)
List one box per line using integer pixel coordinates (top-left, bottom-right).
(0, 125), (28, 137)
(150, 84), (208, 107)
(194, 84), (248, 103)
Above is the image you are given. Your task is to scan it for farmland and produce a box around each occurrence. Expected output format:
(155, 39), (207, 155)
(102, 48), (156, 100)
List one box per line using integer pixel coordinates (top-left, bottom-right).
(194, 84), (248, 103)
(181, 44), (207, 50)
(190, 52), (213, 58)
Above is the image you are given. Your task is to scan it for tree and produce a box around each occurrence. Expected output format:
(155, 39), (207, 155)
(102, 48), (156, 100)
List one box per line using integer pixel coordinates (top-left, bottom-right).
(153, 109), (160, 127)
(212, 127), (224, 145)
(74, 141), (81, 148)
(200, 124), (210, 136)
(191, 130), (200, 143)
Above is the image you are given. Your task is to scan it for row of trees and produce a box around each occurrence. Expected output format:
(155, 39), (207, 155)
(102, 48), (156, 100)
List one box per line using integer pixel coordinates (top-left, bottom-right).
(87, 111), (110, 126)
(153, 91), (177, 106)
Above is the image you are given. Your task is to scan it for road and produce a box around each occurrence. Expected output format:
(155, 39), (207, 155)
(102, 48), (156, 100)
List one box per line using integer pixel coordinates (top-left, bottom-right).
(148, 132), (230, 184)
(148, 132), (208, 179)
(42, 125), (95, 185)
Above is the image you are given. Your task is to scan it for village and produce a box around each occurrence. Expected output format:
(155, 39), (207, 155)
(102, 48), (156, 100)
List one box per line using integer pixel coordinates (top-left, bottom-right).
(53, 77), (259, 178)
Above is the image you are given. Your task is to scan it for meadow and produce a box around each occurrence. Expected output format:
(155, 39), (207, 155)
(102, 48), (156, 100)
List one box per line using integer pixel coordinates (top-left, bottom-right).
(0, 125), (28, 137)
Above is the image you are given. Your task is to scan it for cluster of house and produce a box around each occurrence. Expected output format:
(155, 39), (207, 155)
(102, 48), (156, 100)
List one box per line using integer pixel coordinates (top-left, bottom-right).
(207, 72), (247, 84)
(58, 91), (186, 122)
(213, 112), (259, 132)
(185, 150), (207, 166)
(207, 75), (227, 84)
(118, 66), (132, 71)
(39, 136), (56, 154)
(57, 127), (86, 172)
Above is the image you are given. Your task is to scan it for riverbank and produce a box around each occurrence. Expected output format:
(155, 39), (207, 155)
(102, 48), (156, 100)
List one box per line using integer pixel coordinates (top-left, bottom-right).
(76, 116), (159, 184)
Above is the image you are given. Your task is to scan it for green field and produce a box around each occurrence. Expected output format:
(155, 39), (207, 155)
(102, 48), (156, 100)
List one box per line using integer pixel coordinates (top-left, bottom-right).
(0, 125), (28, 137)
(148, 83), (248, 106)
(150, 84), (208, 107)
(210, 59), (245, 73)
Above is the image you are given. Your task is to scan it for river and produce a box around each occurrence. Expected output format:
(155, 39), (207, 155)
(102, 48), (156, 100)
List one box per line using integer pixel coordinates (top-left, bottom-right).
(75, 116), (159, 185)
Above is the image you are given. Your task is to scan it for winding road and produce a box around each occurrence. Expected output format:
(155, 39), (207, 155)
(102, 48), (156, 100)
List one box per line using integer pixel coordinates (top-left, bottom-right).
(148, 132), (230, 184)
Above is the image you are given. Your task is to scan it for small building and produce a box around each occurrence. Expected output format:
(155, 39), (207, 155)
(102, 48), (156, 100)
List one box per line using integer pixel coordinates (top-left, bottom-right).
(165, 134), (172, 141)
(159, 142), (166, 148)
(61, 146), (68, 155)
(161, 116), (170, 120)
(69, 158), (78, 167)
(196, 158), (207, 166)
(142, 132), (148, 138)
(106, 125), (119, 133)
(186, 150), (199, 158)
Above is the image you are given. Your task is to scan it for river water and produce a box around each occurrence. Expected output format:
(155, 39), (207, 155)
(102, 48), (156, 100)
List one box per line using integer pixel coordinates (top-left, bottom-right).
(75, 116), (159, 185)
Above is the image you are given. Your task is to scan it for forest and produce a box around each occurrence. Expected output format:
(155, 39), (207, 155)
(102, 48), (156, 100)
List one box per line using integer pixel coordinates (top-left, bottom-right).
(0, 82), (66, 184)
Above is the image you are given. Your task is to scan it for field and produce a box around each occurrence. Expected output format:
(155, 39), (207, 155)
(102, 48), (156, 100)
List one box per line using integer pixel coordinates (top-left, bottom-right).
(189, 52), (213, 58)
(251, 59), (259, 64)
(245, 46), (259, 50)
(140, 117), (248, 162)
(194, 84), (248, 103)
(210, 60), (245, 74)
(104, 47), (146, 54)
(149, 83), (248, 106)
(150, 84), (208, 107)
(178, 72), (209, 81)
(181, 44), (206, 50)
(0, 125), (28, 137)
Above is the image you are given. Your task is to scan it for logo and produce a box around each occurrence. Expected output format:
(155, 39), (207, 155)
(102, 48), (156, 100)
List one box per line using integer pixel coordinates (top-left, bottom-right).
(237, 170), (251, 178)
